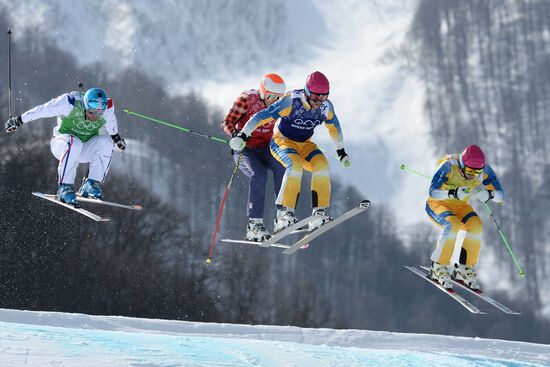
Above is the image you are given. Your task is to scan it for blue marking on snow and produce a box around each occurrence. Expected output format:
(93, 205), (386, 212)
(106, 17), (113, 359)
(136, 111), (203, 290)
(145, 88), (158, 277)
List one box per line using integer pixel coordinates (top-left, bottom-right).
(0, 321), (544, 367)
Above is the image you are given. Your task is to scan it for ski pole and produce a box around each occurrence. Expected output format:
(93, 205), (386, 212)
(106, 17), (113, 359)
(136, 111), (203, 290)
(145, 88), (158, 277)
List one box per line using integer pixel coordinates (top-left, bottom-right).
(124, 109), (229, 144)
(400, 163), (525, 277)
(399, 164), (431, 179)
(7, 28), (12, 118)
(482, 202), (525, 276)
(206, 151), (244, 264)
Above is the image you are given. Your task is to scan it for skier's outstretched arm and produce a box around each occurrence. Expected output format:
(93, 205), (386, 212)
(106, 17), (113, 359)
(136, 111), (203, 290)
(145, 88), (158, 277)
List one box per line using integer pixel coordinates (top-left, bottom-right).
(429, 162), (457, 200)
(229, 95), (292, 150)
(474, 164), (504, 203)
(5, 92), (74, 133)
(322, 101), (350, 167)
(102, 99), (126, 151)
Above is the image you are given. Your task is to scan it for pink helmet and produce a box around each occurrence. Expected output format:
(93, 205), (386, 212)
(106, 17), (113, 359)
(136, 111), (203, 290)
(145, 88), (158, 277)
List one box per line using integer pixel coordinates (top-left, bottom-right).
(460, 144), (485, 169)
(305, 71), (330, 95)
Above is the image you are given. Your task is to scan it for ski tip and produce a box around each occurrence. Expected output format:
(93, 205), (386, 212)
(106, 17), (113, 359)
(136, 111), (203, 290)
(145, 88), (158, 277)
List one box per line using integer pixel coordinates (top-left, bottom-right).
(400, 164), (406, 170)
(206, 258), (212, 265)
(132, 204), (144, 210)
(359, 200), (371, 209)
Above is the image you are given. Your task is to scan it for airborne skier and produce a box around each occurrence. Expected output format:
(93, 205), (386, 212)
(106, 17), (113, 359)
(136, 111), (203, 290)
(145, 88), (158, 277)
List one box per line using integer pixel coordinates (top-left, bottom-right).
(229, 71), (351, 233)
(221, 73), (286, 242)
(426, 144), (504, 290)
(4, 88), (126, 206)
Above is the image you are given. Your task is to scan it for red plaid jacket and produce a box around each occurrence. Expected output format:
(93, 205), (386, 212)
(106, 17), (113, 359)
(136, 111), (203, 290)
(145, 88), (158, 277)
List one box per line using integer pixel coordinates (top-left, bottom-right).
(221, 89), (276, 148)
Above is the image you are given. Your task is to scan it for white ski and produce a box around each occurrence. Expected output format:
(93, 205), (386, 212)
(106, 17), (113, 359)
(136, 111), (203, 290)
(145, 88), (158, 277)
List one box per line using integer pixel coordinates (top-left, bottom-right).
(282, 200), (371, 255)
(76, 195), (143, 211)
(32, 192), (110, 222)
(257, 215), (317, 248)
(221, 239), (309, 250)
(404, 265), (486, 314)
(420, 266), (520, 315)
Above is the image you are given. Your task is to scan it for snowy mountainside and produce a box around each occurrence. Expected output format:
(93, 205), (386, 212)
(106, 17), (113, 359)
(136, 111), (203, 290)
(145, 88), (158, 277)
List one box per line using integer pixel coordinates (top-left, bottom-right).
(1, 0), (432, 227)
(1, 0), (322, 84)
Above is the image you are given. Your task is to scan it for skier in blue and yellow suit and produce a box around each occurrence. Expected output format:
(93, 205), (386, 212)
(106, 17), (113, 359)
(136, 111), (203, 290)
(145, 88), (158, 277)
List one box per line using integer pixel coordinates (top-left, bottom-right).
(230, 71), (351, 233)
(426, 144), (504, 290)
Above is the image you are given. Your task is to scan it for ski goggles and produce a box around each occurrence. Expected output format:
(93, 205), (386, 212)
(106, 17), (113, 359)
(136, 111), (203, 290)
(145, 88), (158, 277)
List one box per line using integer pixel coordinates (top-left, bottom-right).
(265, 93), (283, 103)
(463, 166), (484, 176)
(86, 108), (105, 117)
(308, 92), (329, 103)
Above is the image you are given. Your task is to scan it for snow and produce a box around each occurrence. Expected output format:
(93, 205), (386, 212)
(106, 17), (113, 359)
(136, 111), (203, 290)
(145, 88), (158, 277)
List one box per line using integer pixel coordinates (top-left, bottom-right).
(0, 308), (548, 367)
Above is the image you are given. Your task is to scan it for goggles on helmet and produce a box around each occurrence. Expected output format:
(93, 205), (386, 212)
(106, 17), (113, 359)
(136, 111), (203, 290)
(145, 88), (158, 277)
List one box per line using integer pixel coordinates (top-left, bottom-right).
(308, 92), (329, 102)
(463, 166), (484, 176)
(86, 108), (105, 117)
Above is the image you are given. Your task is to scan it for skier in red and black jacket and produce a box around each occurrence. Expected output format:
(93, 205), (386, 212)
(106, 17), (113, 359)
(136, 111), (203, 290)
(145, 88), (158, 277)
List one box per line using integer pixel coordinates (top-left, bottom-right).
(221, 73), (286, 241)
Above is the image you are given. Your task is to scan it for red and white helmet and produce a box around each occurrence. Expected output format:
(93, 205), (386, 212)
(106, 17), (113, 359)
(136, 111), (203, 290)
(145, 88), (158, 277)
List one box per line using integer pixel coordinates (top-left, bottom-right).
(305, 71), (330, 96)
(460, 144), (485, 169)
(259, 73), (286, 100)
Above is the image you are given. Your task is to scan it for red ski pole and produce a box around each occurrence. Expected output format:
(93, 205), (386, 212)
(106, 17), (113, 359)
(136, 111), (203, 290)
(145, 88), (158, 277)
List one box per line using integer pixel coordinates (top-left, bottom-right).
(206, 151), (244, 264)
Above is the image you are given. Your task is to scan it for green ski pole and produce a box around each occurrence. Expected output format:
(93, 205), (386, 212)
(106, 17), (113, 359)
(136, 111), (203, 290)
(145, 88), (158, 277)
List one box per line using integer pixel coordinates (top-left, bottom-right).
(124, 109), (229, 144)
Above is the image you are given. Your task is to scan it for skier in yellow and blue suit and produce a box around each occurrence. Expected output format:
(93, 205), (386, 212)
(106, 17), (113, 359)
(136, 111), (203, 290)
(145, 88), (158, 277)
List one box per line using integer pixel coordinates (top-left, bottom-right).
(230, 71), (351, 233)
(426, 144), (504, 290)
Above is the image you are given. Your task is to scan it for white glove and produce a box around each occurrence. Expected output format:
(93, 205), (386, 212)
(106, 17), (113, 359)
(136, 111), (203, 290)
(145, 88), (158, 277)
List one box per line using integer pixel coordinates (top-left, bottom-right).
(448, 187), (469, 200)
(336, 148), (351, 168)
(229, 131), (247, 151)
(473, 187), (494, 203)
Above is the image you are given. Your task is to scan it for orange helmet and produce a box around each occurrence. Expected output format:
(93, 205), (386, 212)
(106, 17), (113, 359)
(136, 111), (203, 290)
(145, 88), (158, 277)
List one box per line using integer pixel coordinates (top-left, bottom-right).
(259, 73), (286, 101)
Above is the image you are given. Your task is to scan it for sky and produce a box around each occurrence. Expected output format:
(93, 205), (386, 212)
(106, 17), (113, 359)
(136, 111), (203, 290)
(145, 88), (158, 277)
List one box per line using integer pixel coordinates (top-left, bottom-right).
(1, 308), (548, 367)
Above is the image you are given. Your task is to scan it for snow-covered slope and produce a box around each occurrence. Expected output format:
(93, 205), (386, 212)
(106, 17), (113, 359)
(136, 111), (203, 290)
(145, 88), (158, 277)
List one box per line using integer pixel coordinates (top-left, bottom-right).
(0, 308), (548, 366)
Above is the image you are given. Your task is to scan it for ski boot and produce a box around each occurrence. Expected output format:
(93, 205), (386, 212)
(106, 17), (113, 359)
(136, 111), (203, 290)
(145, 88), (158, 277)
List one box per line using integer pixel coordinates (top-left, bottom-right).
(245, 218), (271, 242)
(453, 263), (481, 290)
(430, 262), (453, 289)
(79, 178), (103, 199)
(273, 207), (298, 233)
(57, 183), (80, 207)
(308, 208), (333, 232)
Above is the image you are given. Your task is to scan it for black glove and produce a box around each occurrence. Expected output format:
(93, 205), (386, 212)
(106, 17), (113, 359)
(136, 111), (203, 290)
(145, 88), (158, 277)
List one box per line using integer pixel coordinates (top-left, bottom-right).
(448, 187), (469, 200)
(336, 148), (347, 160)
(111, 133), (126, 151)
(336, 148), (351, 168)
(5, 115), (23, 133)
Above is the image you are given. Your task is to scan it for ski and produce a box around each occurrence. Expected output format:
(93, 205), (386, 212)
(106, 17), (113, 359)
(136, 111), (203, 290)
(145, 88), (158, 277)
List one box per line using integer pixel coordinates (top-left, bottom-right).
(404, 265), (486, 314)
(257, 214), (317, 248)
(420, 266), (520, 315)
(76, 195), (143, 211)
(282, 200), (371, 255)
(221, 239), (309, 250)
(32, 192), (110, 222)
